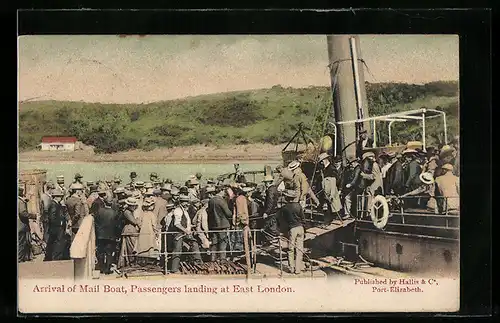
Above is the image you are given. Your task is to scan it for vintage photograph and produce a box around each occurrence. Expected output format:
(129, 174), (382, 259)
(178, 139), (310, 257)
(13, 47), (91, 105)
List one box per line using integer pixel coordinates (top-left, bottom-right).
(18, 34), (460, 312)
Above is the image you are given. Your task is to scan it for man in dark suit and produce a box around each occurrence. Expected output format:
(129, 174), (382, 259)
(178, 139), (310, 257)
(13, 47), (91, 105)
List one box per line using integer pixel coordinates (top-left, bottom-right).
(385, 153), (405, 195)
(94, 196), (119, 275)
(65, 183), (86, 241)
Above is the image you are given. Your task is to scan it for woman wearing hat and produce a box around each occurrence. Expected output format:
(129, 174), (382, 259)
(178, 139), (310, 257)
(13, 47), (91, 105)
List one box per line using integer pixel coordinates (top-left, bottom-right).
(134, 197), (160, 265)
(118, 197), (141, 268)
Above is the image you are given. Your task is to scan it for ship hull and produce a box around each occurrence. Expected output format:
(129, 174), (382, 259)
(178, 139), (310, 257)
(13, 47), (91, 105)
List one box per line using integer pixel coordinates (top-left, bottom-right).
(355, 212), (459, 275)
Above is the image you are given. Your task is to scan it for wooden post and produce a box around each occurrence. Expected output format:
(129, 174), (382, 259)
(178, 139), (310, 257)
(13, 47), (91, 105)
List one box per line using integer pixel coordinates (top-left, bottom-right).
(243, 226), (251, 279)
(70, 216), (96, 281)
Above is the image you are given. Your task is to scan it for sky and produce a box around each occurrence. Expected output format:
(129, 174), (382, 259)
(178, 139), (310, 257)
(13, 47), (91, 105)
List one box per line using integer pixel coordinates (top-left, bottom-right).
(18, 35), (459, 104)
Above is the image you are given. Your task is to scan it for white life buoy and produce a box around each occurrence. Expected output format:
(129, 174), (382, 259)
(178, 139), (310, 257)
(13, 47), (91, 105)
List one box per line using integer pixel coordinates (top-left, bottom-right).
(370, 195), (389, 229)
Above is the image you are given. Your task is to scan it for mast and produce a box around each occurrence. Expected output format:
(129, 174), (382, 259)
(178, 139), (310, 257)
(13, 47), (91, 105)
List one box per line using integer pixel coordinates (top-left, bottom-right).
(327, 35), (371, 160)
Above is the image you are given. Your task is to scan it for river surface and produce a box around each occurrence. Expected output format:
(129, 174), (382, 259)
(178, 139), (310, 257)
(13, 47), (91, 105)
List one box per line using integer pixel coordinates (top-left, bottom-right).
(19, 161), (281, 184)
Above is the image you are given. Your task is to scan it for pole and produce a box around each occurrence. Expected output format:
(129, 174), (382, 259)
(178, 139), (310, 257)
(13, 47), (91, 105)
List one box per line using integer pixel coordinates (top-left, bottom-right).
(421, 112), (426, 151)
(327, 35), (370, 161)
(349, 37), (364, 124)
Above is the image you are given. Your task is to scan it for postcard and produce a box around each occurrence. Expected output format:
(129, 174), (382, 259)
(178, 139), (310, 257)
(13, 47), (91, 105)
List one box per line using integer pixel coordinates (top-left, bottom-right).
(18, 34), (460, 313)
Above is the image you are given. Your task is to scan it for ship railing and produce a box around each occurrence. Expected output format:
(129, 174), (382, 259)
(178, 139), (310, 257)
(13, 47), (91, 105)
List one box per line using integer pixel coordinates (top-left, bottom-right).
(356, 194), (459, 218)
(116, 227), (308, 277)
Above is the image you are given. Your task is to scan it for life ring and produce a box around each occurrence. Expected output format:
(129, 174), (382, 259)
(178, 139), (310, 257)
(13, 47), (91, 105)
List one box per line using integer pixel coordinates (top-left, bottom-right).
(370, 195), (389, 229)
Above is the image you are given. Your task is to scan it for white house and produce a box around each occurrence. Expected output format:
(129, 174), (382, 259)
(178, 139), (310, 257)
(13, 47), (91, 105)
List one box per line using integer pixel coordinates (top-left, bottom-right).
(40, 137), (77, 151)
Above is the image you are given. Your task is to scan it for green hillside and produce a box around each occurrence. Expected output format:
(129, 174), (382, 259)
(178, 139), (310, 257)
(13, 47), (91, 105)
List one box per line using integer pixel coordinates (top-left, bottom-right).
(19, 81), (459, 153)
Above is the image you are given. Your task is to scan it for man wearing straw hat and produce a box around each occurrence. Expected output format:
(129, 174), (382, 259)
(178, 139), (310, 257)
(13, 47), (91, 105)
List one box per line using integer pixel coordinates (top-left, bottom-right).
(40, 181), (55, 245)
(66, 183), (86, 241)
(261, 173), (280, 242)
(277, 189), (305, 275)
(55, 175), (67, 198)
(399, 172), (438, 213)
(435, 163), (459, 214)
(318, 152), (344, 222)
(287, 160), (320, 209)
(207, 186), (233, 262)
(403, 147), (422, 194)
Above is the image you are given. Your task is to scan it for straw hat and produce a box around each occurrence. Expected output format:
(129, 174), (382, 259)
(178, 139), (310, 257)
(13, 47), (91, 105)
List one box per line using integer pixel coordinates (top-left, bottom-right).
(132, 191), (142, 199)
(170, 187), (180, 196)
(402, 148), (418, 155)
(113, 187), (125, 195)
(441, 163), (454, 171)
(318, 152), (330, 162)
(419, 172), (435, 185)
(69, 183), (84, 191)
(51, 188), (64, 197)
(179, 195), (190, 202)
(188, 178), (199, 186)
(144, 188), (155, 196)
(161, 183), (172, 191)
(287, 160), (301, 171)
(282, 189), (298, 199)
(242, 186), (255, 193)
(205, 186), (216, 194)
(263, 174), (274, 182)
(125, 197), (138, 206)
(134, 181), (145, 188)
(362, 151), (375, 159)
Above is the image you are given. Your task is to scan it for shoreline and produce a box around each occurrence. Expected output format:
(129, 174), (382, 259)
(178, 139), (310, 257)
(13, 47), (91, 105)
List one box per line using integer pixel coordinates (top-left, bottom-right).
(19, 144), (290, 164)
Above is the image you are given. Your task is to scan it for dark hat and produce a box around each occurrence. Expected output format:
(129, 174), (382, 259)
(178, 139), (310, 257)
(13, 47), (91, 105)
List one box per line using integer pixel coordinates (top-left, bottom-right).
(333, 155), (342, 162)
(130, 172), (137, 178)
(359, 129), (368, 134)
(74, 173), (83, 179)
(150, 172), (158, 178)
(90, 185), (98, 193)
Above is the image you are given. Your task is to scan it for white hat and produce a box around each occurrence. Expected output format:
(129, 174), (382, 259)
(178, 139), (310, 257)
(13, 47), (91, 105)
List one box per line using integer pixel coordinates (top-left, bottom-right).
(287, 160), (301, 171)
(402, 148), (418, 155)
(125, 197), (138, 206)
(318, 152), (330, 162)
(69, 183), (84, 191)
(442, 163), (454, 171)
(419, 172), (435, 185)
(362, 151), (375, 159)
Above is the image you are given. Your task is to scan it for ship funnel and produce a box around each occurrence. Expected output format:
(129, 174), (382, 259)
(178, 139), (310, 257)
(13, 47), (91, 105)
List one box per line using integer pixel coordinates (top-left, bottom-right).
(327, 35), (371, 160)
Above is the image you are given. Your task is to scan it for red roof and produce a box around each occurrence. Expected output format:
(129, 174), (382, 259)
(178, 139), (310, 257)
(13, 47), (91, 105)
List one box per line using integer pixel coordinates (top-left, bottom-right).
(42, 137), (77, 143)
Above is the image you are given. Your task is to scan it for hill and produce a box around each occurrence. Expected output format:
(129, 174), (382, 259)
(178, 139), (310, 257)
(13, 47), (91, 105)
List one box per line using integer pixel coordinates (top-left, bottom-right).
(19, 81), (459, 153)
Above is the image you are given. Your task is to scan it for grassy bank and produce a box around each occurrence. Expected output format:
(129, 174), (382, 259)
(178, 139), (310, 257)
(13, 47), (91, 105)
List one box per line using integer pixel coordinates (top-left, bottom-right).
(19, 81), (458, 153)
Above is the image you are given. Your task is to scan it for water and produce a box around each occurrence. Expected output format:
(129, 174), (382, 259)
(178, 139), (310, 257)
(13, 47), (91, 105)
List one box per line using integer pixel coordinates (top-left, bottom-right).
(19, 161), (280, 184)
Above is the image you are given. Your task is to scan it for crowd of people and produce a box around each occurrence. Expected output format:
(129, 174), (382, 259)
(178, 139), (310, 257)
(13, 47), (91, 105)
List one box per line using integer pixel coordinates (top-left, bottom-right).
(18, 137), (460, 276)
